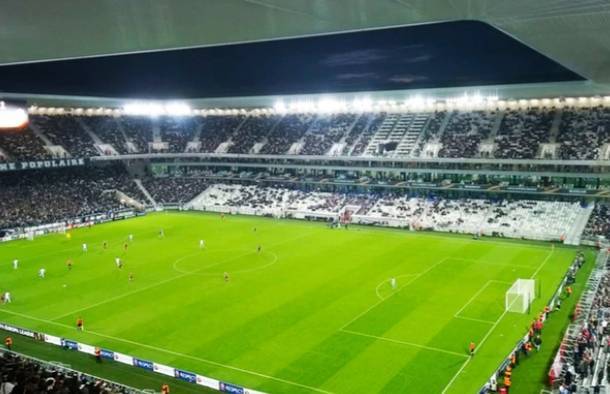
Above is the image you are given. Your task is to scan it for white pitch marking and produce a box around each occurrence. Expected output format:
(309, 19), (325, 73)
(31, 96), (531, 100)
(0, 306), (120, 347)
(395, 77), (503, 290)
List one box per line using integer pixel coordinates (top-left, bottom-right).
(0, 309), (334, 394)
(374, 274), (419, 301)
(340, 258), (450, 331)
(453, 315), (495, 325)
(340, 329), (468, 358)
(54, 232), (313, 322)
(441, 245), (555, 394)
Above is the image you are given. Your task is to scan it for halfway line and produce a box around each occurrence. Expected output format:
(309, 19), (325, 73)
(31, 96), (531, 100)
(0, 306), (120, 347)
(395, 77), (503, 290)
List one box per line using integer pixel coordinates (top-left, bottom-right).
(53, 231), (314, 321)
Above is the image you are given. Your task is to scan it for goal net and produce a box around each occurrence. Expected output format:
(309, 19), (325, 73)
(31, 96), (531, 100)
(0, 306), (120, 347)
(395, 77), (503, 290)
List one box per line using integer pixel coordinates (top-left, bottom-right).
(505, 279), (536, 313)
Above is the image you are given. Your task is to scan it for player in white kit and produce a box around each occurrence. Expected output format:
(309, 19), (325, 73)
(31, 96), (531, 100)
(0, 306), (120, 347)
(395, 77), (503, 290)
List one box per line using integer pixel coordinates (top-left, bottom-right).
(39, 268), (46, 278)
(390, 277), (397, 289)
(115, 257), (122, 269)
(2, 292), (11, 303)
(82, 243), (88, 252)
(12, 259), (18, 270)
(128, 234), (133, 242)
(199, 239), (205, 249)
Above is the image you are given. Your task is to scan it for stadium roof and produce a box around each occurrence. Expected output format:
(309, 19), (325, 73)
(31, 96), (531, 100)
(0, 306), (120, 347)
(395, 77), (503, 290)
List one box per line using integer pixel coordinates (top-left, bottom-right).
(1, 0), (609, 103)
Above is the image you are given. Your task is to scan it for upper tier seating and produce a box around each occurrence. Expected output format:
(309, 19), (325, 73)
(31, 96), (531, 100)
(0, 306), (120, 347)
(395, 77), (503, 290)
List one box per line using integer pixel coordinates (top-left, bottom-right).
(494, 109), (555, 159)
(260, 115), (314, 154)
(558, 106), (610, 160)
(300, 114), (357, 155)
(199, 116), (244, 153)
(81, 116), (129, 154)
(34, 115), (99, 157)
(120, 118), (153, 153)
(159, 117), (200, 153)
(0, 126), (51, 161)
(0, 106), (609, 161)
(438, 111), (495, 158)
(228, 115), (278, 154)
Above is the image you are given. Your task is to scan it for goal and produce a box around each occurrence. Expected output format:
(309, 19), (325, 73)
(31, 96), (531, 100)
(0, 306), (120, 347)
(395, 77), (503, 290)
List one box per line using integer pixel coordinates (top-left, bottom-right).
(505, 279), (536, 313)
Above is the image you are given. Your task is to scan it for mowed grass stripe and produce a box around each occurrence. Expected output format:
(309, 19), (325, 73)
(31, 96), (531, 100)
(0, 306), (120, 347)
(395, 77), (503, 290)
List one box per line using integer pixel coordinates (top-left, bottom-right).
(0, 212), (578, 393)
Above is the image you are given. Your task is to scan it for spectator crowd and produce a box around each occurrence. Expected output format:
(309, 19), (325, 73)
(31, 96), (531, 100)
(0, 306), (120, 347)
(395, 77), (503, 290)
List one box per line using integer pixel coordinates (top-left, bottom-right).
(0, 106), (608, 160)
(0, 350), (138, 394)
(0, 166), (144, 230)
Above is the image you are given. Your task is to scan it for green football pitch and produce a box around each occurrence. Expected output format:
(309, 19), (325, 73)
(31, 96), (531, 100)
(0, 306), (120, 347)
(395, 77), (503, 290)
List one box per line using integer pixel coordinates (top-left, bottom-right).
(0, 212), (579, 393)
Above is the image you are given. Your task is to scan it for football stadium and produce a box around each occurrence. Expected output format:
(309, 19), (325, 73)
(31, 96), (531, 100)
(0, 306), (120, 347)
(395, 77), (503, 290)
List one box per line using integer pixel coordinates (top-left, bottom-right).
(1, 2), (610, 394)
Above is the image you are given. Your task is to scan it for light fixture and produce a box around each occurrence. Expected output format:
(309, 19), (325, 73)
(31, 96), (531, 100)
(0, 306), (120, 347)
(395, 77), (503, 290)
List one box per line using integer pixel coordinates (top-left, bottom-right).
(0, 101), (29, 128)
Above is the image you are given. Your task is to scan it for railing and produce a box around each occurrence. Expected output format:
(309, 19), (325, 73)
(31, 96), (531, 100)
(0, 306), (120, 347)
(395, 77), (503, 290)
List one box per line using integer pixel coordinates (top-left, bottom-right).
(547, 250), (610, 392)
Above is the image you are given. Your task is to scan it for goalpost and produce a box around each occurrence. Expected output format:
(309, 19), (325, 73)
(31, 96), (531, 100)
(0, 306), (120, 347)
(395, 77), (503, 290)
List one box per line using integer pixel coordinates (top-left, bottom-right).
(505, 279), (536, 313)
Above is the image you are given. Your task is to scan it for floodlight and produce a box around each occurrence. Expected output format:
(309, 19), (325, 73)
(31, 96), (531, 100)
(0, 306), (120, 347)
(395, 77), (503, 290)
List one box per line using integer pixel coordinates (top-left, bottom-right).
(0, 101), (28, 129)
(165, 102), (191, 116)
(273, 101), (287, 114)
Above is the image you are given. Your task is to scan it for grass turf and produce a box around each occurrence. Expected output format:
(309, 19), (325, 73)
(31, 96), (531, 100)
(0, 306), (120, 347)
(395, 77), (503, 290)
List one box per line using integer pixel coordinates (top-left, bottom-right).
(0, 212), (583, 393)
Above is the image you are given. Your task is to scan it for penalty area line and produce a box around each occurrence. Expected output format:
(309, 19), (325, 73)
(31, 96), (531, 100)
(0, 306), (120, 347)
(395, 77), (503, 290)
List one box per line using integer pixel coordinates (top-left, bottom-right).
(0, 309), (334, 394)
(441, 246), (554, 393)
(339, 257), (449, 331)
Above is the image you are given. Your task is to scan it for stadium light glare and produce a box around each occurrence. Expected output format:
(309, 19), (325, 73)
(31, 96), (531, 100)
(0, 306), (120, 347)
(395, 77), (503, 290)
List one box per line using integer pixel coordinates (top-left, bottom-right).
(273, 101), (287, 114)
(165, 102), (191, 116)
(405, 96), (425, 109)
(123, 102), (162, 116)
(123, 101), (190, 116)
(0, 101), (29, 129)
(317, 98), (345, 113)
(352, 98), (373, 112)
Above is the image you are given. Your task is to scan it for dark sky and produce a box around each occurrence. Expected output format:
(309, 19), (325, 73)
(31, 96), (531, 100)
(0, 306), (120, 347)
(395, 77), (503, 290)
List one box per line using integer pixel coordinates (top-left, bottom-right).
(0, 21), (583, 99)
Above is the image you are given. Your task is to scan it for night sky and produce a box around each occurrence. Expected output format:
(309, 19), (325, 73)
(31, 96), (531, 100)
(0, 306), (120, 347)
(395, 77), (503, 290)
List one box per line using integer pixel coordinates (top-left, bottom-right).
(0, 21), (583, 99)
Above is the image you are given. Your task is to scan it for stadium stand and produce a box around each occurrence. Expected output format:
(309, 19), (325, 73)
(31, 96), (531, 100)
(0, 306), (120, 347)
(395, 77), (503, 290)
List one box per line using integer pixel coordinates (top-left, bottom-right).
(0, 127), (51, 161)
(187, 184), (591, 241)
(34, 115), (99, 158)
(227, 115), (278, 154)
(140, 177), (208, 205)
(558, 106), (610, 160)
(159, 117), (201, 153)
(1, 106), (610, 160)
(259, 114), (314, 154)
(80, 116), (129, 155)
(438, 110), (495, 158)
(494, 108), (555, 159)
(300, 114), (357, 155)
(0, 165), (144, 230)
(198, 115), (244, 153)
(0, 350), (141, 393)
(548, 253), (610, 393)
(583, 204), (610, 240)
(350, 113), (386, 156)
(340, 113), (373, 155)
(120, 118), (153, 153)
